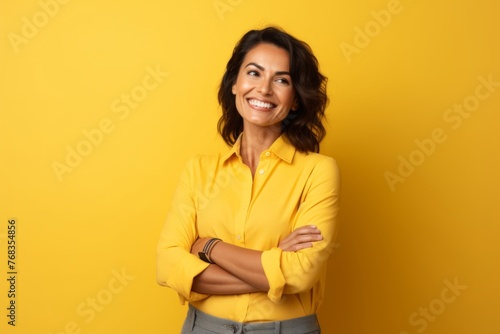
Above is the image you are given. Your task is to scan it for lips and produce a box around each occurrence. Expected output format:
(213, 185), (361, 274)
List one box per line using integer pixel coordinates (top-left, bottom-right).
(247, 98), (276, 110)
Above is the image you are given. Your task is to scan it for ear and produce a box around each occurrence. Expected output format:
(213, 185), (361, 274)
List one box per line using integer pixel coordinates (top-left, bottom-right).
(232, 83), (236, 95)
(291, 99), (299, 111)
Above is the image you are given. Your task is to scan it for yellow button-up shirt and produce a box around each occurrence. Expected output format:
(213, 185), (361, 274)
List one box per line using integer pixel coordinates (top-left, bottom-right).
(157, 134), (340, 322)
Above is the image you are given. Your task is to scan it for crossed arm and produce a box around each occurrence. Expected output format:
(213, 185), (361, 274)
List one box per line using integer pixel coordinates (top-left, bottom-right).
(157, 156), (340, 301)
(190, 225), (323, 295)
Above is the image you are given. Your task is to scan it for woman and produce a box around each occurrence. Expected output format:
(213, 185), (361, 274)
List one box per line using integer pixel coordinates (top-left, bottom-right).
(157, 26), (340, 333)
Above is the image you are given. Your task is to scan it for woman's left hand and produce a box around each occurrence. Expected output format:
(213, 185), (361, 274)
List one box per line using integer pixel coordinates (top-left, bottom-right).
(279, 225), (323, 252)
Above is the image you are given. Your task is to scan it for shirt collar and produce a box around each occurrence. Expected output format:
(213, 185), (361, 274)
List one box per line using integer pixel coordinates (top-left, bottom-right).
(221, 134), (243, 162)
(222, 133), (296, 164)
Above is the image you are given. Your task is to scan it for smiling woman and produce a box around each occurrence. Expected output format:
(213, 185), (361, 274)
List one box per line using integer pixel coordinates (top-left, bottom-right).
(157, 26), (340, 334)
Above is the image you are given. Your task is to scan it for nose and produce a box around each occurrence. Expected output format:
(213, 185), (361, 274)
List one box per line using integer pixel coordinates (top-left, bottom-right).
(257, 78), (273, 96)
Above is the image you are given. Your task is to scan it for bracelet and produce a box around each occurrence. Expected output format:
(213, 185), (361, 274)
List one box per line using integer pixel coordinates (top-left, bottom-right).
(206, 238), (221, 263)
(198, 238), (222, 264)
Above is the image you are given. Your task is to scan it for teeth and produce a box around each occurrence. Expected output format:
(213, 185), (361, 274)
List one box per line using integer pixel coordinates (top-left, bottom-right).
(249, 99), (275, 109)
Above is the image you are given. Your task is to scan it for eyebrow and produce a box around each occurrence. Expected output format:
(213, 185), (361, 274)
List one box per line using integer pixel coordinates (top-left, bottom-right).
(245, 62), (291, 76)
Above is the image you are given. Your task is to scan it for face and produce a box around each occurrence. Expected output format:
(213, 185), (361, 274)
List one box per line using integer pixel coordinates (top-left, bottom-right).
(232, 43), (297, 131)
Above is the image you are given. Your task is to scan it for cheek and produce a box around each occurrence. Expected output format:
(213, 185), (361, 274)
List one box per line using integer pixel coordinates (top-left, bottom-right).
(280, 91), (296, 108)
(235, 80), (252, 94)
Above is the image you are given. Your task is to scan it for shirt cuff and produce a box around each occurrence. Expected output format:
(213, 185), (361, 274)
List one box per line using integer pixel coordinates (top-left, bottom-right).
(261, 247), (286, 303)
(167, 253), (211, 303)
(177, 291), (210, 305)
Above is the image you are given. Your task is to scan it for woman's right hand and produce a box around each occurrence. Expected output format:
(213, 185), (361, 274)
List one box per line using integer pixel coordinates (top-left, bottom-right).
(278, 225), (323, 252)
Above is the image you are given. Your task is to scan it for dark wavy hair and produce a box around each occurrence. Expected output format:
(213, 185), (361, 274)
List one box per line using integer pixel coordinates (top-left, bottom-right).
(217, 26), (328, 153)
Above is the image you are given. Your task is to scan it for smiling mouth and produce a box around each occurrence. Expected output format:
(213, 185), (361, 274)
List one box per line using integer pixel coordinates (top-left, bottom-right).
(248, 99), (276, 110)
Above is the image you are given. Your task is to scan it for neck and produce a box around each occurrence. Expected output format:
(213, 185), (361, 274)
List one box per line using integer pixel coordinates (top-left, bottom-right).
(240, 126), (281, 175)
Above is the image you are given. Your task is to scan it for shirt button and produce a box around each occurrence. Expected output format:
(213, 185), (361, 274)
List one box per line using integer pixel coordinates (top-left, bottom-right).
(259, 169), (264, 175)
(265, 152), (271, 157)
(236, 235), (241, 240)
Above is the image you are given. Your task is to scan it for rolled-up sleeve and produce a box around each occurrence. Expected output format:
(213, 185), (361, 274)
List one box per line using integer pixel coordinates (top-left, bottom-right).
(156, 158), (210, 303)
(261, 157), (340, 303)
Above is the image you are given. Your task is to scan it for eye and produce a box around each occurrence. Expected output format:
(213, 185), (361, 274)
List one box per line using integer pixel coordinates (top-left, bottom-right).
(276, 77), (290, 85)
(247, 70), (259, 76)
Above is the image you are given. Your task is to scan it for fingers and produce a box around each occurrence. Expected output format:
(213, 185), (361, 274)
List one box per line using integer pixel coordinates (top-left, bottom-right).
(294, 226), (322, 240)
(279, 225), (323, 252)
(282, 225), (320, 242)
(288, 242), (313, 252)
(293, 225), (321, 235)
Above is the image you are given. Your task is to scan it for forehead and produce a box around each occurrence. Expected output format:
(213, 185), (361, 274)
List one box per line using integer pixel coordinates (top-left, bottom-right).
(242, 43), (290, 69)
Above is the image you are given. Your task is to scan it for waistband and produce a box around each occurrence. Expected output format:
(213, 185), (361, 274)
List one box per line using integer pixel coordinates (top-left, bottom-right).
(184, 304), (320, 333)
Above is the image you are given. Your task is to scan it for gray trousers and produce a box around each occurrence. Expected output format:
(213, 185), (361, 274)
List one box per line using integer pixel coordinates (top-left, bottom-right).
(181, 304), (321, 334)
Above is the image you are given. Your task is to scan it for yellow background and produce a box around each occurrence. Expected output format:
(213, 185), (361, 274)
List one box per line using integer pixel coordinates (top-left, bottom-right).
(1, 0), (499, 333)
